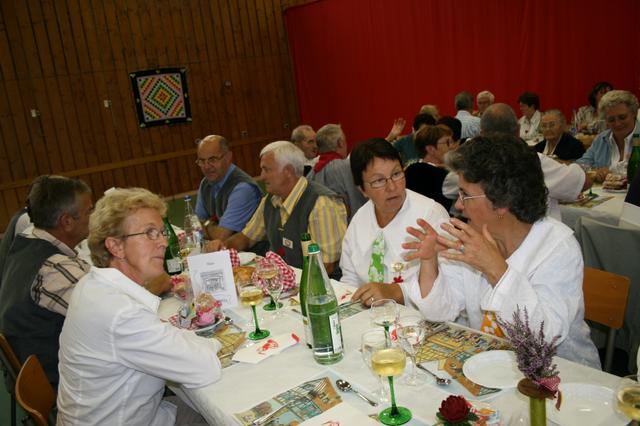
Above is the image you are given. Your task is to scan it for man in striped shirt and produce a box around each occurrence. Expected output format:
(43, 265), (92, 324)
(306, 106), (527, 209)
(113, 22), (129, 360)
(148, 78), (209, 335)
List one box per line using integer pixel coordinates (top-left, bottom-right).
(0, 175), (93, 387)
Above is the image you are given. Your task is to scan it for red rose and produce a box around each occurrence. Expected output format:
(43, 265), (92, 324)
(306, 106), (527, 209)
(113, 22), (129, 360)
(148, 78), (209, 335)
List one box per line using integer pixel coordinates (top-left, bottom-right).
(438, 395), (471, 424)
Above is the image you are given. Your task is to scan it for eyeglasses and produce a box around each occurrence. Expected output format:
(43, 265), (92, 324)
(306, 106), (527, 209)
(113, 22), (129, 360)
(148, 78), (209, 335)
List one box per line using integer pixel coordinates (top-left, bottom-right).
(605, 113), (630, 124)
(366, 170), (405, 189)
(458, 189), (486, 203)
(437, 139), (452, 147)
(539, 121), (559, 129)
(195, 152), (228, 167)
(122, 228), (168, 241)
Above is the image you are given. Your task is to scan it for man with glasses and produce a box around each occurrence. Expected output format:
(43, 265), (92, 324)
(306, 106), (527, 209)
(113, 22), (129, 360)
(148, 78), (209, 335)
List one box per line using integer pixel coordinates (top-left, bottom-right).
(577, 90), (640, 182)
(0, 175), (93, 388)
(195, 135), (262, 241)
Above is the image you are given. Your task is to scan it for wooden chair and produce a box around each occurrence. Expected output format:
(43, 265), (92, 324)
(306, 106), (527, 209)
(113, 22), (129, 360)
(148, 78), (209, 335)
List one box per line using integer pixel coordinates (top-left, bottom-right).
(0, 333), (21, 426)
(15, 355), (56, 426)
(583, 267), (630, 372)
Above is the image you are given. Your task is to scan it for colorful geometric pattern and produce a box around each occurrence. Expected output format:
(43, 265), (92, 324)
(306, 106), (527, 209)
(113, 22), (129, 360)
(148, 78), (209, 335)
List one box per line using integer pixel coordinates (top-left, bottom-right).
(129, 67), (192, 127)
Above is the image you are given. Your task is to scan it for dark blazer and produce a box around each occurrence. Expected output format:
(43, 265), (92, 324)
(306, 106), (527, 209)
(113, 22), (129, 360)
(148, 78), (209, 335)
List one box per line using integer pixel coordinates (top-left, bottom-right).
(404, 162), (452, 211)
(534, 132), (585, 161)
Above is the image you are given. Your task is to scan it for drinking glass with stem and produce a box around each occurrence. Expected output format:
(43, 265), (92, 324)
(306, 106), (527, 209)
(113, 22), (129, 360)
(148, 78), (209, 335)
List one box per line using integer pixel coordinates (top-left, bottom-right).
(361, 329), (390, 404)
(370, 299), (399, 344)
(615, 374), (640, 425)
(236, 279), (270, 340)
(580, 163), (598, 197)
(395, 313), (426, 386)
(256, 259), (283, 312)
(371, 341), (412, 425)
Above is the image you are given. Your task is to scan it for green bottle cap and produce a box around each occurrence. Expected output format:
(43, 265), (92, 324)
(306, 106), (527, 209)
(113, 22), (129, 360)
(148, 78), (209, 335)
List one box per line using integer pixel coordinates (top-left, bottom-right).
(300, 232), (311, 241)
(308, 243), (320, 253)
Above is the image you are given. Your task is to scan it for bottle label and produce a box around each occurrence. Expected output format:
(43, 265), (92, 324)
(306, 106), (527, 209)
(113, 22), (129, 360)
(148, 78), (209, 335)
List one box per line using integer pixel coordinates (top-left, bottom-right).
(329, 313), (343, 354)
(166, 258), (182, 274)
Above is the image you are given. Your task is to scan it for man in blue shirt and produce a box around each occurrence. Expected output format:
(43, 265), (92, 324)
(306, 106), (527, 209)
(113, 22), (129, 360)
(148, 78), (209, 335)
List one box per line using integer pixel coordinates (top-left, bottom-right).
(195, 135), (262, 241)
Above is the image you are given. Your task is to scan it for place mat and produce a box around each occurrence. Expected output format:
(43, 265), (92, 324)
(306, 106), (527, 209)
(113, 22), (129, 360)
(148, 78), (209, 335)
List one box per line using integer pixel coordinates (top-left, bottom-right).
(560, 194), (613, 208)
(416, 322), (511, 396)
(234, 377), (342, 426)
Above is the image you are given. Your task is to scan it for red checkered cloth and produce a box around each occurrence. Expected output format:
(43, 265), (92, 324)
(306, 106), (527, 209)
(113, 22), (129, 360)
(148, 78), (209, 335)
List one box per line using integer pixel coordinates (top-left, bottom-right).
(228, 249), (241, 267)
(252, 251), (297, 295)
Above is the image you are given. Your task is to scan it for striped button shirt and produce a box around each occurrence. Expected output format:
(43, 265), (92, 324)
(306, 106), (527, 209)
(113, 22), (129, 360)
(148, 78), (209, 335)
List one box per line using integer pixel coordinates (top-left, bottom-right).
(241, 177), (347, 264)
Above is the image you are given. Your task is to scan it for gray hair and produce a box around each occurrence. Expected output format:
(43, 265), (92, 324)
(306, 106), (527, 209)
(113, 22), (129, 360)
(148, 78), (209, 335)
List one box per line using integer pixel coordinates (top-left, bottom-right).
(477, 90), (495, 103)
(290, 125), (314, 144)
(541, 109), (566, 126)
(598, 90), (639, 118)
(197, 135), (230, 152)
(315, 124), (343, 153)
(419, 104), (439, 116)
(455, 91), (474, 111)
(480, 103), (519, 136)
(27, 175), (92, 229)
(260, 141), (305, 177)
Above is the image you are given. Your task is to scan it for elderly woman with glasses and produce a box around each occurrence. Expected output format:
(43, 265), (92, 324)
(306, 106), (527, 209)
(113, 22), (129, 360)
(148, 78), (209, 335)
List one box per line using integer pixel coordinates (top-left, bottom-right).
(403, 135), (600, 368)
(341, 138), (449, 307)
(57, 188), (222, 425)
(576, 90), (640, 182)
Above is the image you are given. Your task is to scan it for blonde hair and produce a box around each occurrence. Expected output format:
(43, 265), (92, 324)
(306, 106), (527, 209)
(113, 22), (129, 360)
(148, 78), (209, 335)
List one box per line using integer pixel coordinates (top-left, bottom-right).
(89, 188), (166, 267)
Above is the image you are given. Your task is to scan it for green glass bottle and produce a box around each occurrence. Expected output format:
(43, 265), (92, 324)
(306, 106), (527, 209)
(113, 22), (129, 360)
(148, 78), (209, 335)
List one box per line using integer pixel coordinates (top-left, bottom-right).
(627, 134), (640, 183)
(305, 243), (344, 364)
(298, 232), (313, 349)
(163, 217), (182, 276)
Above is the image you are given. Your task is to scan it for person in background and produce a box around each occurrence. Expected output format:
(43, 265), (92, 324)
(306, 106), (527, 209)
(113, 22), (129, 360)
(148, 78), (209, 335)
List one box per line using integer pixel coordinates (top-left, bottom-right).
(0, 207), (30, 282)
(0, 175), (93, 387)
(341, 138), (449, 306)
(209, 141), (347, 273)
(474, 90), (495, 117)
(576, 90), (640, 182)
(437, 116), (463, 147)
(420, 104), (440, 121)
(573, 81), (613, 135)
(518, 91), (543, 145)
(403, 134), (600, 369)
(535, 110), (586, 161)
(454, 91), (481, 140)
(291, 124), (318, 175)
(307, 124), (366, 220)
(195, 135), (262, 241)
(390, 113), (437, 165)
(626, 170), (640, 207)
(405, 125), (455, 211)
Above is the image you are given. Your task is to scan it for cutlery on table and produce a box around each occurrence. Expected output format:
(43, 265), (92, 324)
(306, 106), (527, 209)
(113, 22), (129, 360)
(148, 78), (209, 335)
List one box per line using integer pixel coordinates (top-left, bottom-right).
(416, 364), (451, 385)
(252, 380), (327, 425)
(335, 379), (378, 406)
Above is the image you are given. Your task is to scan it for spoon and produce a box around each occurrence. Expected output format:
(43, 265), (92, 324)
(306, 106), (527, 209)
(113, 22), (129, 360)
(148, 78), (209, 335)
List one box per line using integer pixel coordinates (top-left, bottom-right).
(335, 379), (378, 406)
(416, 364), (451, 385)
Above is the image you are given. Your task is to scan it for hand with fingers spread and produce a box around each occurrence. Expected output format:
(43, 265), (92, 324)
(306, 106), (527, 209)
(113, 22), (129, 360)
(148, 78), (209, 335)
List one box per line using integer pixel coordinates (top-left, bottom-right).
(436, 218), (507, 285)
(402, 218), (443, 262)
(351, 283), (404, 306)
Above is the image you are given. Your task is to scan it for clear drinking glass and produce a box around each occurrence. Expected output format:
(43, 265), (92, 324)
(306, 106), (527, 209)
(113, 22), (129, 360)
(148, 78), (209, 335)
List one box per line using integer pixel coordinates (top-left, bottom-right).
(396, 313), (426, 386)
(256, 259), (283, 312)
(370, 299), (399, 344)
(237, 280), (270, 340)
(615, 374), (640, 424)
(361, 329), (390, 404)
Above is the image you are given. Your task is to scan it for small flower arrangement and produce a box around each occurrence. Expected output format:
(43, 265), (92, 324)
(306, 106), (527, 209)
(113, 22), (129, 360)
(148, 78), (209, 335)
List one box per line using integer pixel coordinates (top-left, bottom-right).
(436, 395), (478, 426)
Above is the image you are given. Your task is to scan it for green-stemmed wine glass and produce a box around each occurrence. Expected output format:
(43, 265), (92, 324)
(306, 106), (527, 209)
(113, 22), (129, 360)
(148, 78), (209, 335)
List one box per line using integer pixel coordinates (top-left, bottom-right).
(371, 346), (412, 425)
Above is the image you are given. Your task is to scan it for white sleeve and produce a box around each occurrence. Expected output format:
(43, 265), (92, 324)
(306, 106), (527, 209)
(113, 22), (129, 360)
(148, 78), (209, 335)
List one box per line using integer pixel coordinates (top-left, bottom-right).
(539, 154), (584, 201)
(339, 226), (360, 287)
(442, 172), (459, 199)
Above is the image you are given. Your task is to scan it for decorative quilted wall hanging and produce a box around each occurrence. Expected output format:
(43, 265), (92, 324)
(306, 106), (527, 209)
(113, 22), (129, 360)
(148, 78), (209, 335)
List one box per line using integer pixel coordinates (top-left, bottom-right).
(129, 67), (192, 127)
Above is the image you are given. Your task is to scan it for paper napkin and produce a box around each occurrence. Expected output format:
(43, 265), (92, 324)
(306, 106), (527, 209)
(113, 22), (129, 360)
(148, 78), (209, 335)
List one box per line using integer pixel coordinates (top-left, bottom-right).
(299, 402), (379, 425)
(232, 333), (300, 364)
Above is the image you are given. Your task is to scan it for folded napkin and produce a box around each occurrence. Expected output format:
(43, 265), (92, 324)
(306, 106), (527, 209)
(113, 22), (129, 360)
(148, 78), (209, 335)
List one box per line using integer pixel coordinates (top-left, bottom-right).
(232, 333), (300, 364)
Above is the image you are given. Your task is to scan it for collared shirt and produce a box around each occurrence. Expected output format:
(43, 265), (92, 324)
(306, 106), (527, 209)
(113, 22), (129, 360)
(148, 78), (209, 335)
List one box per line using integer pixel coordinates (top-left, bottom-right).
(455, 110), (481, 139)
(242, 177), (347, 263)
(195, 164), (262, 232)
(606, 129), (634, 168)
(576, 121), (640, 169)
(27, 228), (90, 316)
(519, 110), (542, 145)
(57, 267), (221, 426)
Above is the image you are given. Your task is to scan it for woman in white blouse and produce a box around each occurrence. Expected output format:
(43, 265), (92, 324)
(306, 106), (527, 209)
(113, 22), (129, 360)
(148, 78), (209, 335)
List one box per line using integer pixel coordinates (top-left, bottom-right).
(518, 91), (542, 145)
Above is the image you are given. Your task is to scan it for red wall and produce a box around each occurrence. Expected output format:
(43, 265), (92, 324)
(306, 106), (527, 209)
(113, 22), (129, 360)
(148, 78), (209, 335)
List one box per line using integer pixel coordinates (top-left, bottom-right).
(285, 0), (640, 146)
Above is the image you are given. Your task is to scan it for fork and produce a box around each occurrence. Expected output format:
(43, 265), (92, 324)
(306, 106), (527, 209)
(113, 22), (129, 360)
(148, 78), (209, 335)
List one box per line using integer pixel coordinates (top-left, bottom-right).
(252, 380), (327, 425)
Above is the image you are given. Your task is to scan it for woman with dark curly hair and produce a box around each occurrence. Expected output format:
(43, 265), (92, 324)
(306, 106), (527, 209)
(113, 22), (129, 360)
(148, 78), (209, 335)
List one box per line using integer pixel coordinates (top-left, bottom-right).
(402, 134), (600, 368)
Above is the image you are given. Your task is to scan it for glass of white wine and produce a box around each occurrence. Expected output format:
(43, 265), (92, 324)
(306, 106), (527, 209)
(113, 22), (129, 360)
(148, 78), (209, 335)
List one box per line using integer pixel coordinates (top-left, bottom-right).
(237, 281), (270, 340)
(395, 313), (426, 386)
(370, 299), (399, 344)
(361, 329), (390, 404)
(616, 374), (640, 424)
(371, 345), (412, 425)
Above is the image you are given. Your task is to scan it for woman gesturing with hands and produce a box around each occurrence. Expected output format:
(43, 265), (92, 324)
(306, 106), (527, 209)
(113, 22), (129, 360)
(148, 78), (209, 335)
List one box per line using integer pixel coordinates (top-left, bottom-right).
(401, 135), (600, 369)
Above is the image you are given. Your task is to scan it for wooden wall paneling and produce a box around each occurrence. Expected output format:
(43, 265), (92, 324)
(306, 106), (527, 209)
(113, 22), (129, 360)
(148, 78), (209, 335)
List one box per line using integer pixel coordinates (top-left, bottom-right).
(273, 1), (300, 127)
(1, 189), (20, 224)
(134, 163), (150, 190)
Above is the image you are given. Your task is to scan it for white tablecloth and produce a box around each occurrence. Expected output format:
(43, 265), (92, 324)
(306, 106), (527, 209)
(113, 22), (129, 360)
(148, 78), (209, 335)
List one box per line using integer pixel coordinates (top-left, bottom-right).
(159, 296), (626, 426)
(560, 185), (627, 230)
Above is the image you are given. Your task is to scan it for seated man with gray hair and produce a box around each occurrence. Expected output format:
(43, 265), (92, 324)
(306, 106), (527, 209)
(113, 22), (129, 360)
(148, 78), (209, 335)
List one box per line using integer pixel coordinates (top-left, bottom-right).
(210, 141), (347, 273)
(474, 90), (495, 117)
(454, 91), (481, 139)
(307, 124), (366, 220)
(291, 124), (318, 176)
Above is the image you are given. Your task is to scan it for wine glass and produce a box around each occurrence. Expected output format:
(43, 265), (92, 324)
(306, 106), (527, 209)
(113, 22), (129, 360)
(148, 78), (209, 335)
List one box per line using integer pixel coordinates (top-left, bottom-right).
(615, 374), (640, 424)
(361, 329), (390, 404)
(371, 345), (412, 425)
(396, 313), (426, 386)
(264, 270), (284, 318)
(256, 259), (283, 312)
(580, 164), (598, 197)
(237, 281), (270, 340)
(370, 299), (399, 344)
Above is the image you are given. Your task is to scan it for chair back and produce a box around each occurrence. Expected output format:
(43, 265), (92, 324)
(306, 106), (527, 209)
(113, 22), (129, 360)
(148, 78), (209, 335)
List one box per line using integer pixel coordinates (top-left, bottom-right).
(583, 267), (629, 329)
(0, 333), (21, 379)
(15, 355), (56, 426)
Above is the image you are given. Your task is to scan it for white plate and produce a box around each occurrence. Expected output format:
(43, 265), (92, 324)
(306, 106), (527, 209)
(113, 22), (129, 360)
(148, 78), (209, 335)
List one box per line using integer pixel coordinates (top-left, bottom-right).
(547, 383), (627, 426)
(462, 350), (523, 389)
(238, 252), (256, 265)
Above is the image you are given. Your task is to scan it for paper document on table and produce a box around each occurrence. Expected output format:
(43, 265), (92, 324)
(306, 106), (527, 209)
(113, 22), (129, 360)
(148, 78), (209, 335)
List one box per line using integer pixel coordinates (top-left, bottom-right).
(299, 402), (378, 425)
(232, 333), (300, 364)
(234, 377), (342, 426)
(187, 250), (238, 308)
